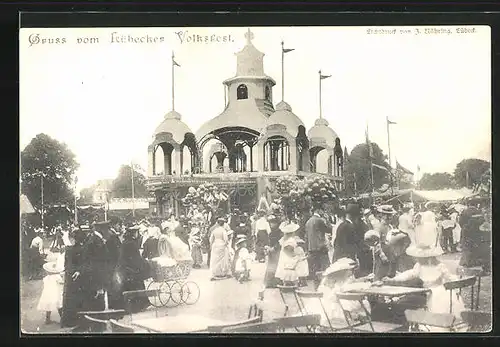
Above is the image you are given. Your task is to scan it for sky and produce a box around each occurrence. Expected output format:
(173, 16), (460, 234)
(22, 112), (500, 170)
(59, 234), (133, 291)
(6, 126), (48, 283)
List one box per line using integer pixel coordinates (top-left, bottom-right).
(20, 26), (491, 191)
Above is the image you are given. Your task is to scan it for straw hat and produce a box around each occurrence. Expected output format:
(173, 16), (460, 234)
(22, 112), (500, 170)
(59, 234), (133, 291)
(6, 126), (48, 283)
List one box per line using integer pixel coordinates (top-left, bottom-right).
(406, 244), (443, 258)
(377, 205), (397, 215)
(281, 223), (299, 234)
(323, 258), (357, 277)
(364, 229), (380, 242)
(43, 261), (64, 274)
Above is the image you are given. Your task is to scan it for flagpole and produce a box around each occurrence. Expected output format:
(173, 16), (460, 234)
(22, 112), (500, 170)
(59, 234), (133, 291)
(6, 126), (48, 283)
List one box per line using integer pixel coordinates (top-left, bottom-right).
(131, 162), (135, 218)
(319, 70), (322, 119)
(74, 176), (78, 225)
(386, 116), (394, 195)
(366, 122), (375, 194)
(172, 51), (175, 111)
(281, 41), (285, 101)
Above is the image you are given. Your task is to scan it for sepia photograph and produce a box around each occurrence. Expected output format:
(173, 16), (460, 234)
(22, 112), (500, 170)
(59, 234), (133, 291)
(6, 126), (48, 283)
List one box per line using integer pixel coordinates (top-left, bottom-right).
(19, 25), (492, 334)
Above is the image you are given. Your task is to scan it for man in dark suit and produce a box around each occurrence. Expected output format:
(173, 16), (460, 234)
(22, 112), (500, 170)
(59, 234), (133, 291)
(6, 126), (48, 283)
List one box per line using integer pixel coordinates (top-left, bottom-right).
(305, 206), (332, 286)
(332, 203), (359, 263)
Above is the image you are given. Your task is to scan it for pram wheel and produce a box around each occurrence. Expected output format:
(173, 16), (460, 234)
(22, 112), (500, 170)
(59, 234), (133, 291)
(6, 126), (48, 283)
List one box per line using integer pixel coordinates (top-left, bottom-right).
(168, 281), (183, 306)
(147, 280), (167, 307)
(181, 281), (200, 305)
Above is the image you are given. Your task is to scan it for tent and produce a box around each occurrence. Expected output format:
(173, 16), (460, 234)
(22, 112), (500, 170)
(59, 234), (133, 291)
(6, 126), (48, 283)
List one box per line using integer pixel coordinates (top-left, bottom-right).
(383, 188), (475, 204)
(20, 194), (35, 214)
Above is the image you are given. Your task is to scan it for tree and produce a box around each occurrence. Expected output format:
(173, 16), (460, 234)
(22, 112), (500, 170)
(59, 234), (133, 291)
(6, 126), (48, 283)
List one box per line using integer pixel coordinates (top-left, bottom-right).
(419, 172), (455, 190)
(21, 134), (79, 209)
(79, 186), (96, 205)
(454, 158), (490, 188)
(111, 165), (149, 198)
(344, 142), (391, 195)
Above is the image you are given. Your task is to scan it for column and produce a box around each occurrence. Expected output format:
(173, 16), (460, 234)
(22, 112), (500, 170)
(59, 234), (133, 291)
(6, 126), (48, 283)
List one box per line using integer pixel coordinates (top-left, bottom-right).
(148, 145), (155, 176)
(288, 142), (297, 173)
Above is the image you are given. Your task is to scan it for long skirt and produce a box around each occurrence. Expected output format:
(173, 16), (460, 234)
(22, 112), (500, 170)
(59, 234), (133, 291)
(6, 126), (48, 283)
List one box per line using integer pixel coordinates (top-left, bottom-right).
(210, 241), (231, 278)
(263, 250), (281, 288)
(191, 244), (203, 266)
(255, 230), (269, 261)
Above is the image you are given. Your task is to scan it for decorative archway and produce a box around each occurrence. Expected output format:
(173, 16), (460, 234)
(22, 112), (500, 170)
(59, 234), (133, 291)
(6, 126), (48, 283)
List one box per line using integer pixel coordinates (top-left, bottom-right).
(264, 135), (290, 171)
(154, 142), (175, 175)
(179, 133), (200, 175)
(309, 145), (328, 173)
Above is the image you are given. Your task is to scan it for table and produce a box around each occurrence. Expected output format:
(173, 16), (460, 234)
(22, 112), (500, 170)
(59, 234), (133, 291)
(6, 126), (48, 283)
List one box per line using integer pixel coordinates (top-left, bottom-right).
(350, 286), (430, 298)
(77, 309), (126, 320)
(132, 314), (228, 333)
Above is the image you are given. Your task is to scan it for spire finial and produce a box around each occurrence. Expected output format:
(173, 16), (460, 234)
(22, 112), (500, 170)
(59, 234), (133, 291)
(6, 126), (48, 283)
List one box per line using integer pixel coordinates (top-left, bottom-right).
(244, 28), (254, 44)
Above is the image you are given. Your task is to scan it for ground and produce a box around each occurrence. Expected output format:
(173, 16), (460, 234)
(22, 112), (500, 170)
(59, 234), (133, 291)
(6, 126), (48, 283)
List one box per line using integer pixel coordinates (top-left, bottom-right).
(20, 250), (492, 334)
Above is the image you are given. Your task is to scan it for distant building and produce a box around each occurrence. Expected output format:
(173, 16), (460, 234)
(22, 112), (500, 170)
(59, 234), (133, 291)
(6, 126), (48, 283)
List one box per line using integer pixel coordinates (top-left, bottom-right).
(92, 179), (113, 204)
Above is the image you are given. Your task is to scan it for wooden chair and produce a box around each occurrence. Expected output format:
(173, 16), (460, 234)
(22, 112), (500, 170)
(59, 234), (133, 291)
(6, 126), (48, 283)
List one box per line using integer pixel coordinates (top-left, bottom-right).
(335, 292), (402, 333)
(109, 319), (136, 333)
(443, 276), (476, 314)
(405, 309), (457, 332)
(221, 321), (278, 333)
(122, 289), (160, 322)
(457, 267), (484, 310)
(83, 315), (109, 333)
(273, 314), (321, 333)
(460, 311), (492, 332)
(207, 316), (263, 333)
(295, 290), (337, 332)
(248, 290), (265, 319)
(277, 285), (303, 316)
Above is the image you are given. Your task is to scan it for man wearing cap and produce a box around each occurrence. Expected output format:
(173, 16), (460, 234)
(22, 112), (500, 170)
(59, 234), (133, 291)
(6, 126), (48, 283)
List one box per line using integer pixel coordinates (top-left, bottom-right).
(305, 206), (332, 285)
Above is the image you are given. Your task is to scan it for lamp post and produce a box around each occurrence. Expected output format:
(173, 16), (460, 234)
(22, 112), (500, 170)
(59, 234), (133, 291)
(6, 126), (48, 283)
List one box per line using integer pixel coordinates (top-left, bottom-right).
(35, 166), (50, 232)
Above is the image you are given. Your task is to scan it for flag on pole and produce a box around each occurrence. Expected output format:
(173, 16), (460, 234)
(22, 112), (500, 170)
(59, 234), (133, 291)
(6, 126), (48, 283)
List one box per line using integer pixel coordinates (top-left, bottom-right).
(320, 74), (331, 80)
(365, 125), (374, 159)
(387, 119), (397, 125)
(172, 55), (181, 67)
(282, 42), (295, 53)
(372, 163), (389, 171)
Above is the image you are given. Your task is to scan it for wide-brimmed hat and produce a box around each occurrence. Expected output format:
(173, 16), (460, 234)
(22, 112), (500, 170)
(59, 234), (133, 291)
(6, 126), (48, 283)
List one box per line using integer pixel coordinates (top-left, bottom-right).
(281, 223), (300, 234)
(377, 205), (397, 215)
(235, 237), (247, 247)
(323, 258), (357, 277)
(479, 222), (491, 232)
(406, 244), (443, 258)
(79, 224), (91, 231)
(364, 229), (380, 241)
(43, 261), (64, 274)
(424, 201), (440, 210)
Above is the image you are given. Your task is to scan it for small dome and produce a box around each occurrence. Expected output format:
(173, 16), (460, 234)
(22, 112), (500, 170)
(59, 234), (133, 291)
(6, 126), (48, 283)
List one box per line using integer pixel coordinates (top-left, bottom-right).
(308, 117), (338, 149)
(153, 111), (193, 144)
(265, 101), (304, 137)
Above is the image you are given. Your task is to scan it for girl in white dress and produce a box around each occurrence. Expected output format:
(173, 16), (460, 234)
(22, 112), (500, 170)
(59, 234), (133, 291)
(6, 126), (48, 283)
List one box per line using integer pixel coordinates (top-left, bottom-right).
(274, 223), (300, 284)
(37, 254), (65, 324)
(384, 242), (466, 332)
(294, 238), (309, 286)
(316, 258), (372, 329)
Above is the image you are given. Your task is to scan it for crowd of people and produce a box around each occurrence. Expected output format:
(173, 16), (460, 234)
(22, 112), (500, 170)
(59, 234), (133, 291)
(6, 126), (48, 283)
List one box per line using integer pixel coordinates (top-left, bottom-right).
(24, 193), (490, 331)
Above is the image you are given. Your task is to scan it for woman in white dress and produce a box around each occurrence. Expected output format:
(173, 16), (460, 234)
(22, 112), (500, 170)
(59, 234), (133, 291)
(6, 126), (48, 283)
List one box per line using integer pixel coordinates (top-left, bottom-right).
(384, 241), (466, 332)
(209, 217), (231, 280)
(37, 254), (65, 324)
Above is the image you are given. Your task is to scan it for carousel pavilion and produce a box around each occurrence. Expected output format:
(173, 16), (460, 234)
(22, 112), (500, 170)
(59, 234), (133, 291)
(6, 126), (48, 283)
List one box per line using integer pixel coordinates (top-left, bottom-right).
(146, 29), (345, 216)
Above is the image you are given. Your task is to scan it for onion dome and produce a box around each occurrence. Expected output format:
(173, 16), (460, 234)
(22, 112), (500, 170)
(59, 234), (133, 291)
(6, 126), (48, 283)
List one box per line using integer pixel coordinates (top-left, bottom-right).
(307, 118), (338, 149)
(153, 110), (193, 144)
(266, 101), (305, 137)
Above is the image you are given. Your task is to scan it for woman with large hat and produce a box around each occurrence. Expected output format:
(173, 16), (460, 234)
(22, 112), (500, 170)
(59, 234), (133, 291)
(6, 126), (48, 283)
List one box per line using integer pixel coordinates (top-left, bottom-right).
(209, 217), (232, 280)
(274, 222), (300, 284)
(384, 238), (466, 331)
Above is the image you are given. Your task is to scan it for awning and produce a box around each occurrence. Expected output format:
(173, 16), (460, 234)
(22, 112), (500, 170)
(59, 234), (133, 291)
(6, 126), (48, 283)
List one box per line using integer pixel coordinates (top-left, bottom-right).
(383, 188), (474, 203)
(20, 194), (35, 214)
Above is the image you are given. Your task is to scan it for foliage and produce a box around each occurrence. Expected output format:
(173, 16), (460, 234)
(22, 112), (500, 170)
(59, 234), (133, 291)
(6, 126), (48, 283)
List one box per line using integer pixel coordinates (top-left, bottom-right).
(453, 158), (490, 188)
(111, 165), (149, 198)
(181, 183), (228, 216)
(419, 172), (455, 190)
(21, 133), (79, 209)
(79, 186), (96, 205)
(343, 142), (391, 195)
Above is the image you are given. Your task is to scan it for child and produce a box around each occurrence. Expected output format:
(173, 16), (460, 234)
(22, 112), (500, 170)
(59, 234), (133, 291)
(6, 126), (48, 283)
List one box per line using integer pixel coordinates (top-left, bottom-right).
(316, 258), (372, 329)
(279, 238), (301, 286)
(37, 255), (65, 324)
(234, 237), (252, 283)
(189, 227), (203, 269)
(274, 223), (300, 285)
(294, 238), (309, 287)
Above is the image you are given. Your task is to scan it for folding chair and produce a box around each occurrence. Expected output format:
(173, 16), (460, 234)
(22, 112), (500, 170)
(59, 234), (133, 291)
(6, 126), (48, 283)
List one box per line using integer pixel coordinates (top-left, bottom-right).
(404, 309), (457, 332)
(460, 311), (492, 332)
(295, 290), (337, 332)
(273, 314), (321, 333)
(207, 316), (263, 333)
(457, 267), (484, 310)
(109, 319), (136, 333)
(82, 315), (109, 333)
(336, 292), (402, 333)
(277, 285), (303, 316)
(443, 277), (476, 314)
(123, 289), (160, 323)
(221, 321), (278, 333)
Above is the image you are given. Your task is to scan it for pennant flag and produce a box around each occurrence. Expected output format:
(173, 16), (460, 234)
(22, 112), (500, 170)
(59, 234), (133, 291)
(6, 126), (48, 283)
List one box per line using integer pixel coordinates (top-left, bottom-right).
(283, 47), (295, 53)
(372, 163), (389, 171)
(172, 55), (181, 67)
(320, 74), (331, 80)
(396, 161), (413, 175)
(387, 119), (397, 125)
